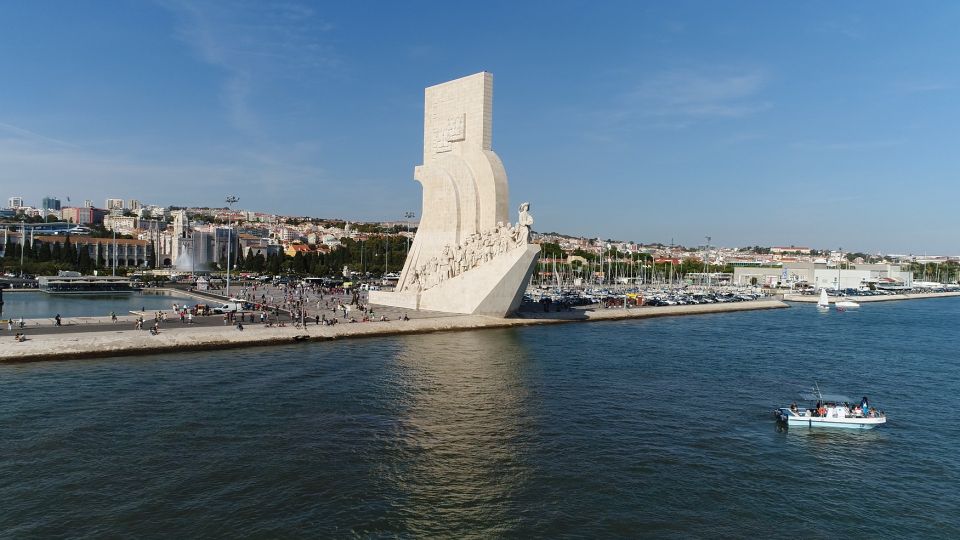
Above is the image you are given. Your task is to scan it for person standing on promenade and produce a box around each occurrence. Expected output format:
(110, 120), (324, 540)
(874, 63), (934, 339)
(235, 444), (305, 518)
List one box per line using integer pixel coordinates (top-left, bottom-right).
(111, 311), (117, 323)
(54, 314), (62, 327)
(188, 312), (193, 324)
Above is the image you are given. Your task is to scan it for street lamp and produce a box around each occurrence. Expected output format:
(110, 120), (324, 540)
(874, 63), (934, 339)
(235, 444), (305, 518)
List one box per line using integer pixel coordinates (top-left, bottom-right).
(704, 235), (711, 288)
(19, 218), (26, 278)
(225, 195), (239, 298)
(404, 211), (415, 253)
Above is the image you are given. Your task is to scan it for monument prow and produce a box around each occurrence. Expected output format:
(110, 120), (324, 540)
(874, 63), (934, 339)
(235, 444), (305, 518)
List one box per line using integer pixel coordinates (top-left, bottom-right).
(369, 72), (539, 317)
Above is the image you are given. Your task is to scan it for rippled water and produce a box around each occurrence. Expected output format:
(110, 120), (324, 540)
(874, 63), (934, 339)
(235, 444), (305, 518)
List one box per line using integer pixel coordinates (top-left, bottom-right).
(2, 299), (959, 537)
(2, 290), (196, 319)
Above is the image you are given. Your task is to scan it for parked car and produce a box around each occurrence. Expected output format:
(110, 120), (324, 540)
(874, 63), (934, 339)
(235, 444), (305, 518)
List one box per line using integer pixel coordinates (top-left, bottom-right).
(211, 301), (246, 314)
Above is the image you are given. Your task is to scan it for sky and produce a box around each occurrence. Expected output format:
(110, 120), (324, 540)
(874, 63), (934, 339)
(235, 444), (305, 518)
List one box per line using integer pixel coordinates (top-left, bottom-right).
(1, 1), (958, 254)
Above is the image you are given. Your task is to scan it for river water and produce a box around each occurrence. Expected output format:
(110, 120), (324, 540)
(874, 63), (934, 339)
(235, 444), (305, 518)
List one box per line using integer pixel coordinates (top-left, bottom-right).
(2, 290), (197, 319)
(2, 298), (958, 537)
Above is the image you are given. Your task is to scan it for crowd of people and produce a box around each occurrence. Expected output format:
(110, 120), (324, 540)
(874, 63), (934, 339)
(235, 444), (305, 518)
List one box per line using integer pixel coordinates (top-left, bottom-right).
(7, 279), (416, 343)
(791, 396), (882, 419)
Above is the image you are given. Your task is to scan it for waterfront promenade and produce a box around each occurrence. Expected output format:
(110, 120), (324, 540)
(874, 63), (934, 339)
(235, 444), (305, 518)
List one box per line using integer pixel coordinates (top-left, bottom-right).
(1, 298), (788, 362)
(783, 291), (960, 303)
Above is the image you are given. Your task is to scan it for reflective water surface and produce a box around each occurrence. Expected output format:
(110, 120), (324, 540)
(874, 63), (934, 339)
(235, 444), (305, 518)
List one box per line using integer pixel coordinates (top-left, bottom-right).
(2, 298), (958, 537)
(2, 290), (196, 319)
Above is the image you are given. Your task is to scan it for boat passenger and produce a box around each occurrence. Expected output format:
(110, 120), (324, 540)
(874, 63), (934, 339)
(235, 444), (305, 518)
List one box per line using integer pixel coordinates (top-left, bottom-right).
(790, 403), (799, 414)
(861, 396), (870, 413)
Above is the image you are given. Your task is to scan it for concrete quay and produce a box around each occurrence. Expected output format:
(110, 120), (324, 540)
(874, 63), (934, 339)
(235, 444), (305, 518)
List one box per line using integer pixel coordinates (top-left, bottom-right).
(0, 299), (788, 363)
(783, 291), (960, 303)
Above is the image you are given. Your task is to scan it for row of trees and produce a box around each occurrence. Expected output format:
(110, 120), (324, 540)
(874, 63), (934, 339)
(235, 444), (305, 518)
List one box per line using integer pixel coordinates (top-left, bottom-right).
(232, 236), (411, 276)
(9, 231), (954, 284)
(910, 261), (960, 283)
(1, 233), (414, 278)
(1, 238), (106, 275)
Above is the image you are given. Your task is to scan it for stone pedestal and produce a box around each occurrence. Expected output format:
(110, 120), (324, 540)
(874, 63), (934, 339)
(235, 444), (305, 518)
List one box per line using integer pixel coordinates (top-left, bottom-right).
(370, 243), (539, 317)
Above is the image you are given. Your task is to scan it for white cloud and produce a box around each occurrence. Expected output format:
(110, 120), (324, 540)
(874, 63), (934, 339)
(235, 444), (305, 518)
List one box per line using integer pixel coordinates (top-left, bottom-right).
(892, 81), (956, 94)
(791, 139), (904, 151)
(0, 121), (326, 211)
(158, 0), (339, 135)
(599, 67), (771, 130)
(0, 122), (78, 149)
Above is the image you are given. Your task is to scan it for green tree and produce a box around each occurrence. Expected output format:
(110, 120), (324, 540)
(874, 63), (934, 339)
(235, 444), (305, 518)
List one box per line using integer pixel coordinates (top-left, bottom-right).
(538, 241), (565, 259)
(234, 247), (245, 270)
(60, 236), (73, 263)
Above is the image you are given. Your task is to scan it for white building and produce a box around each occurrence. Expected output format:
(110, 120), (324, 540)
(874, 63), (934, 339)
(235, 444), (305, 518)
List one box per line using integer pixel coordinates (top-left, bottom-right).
(104, 215), (139, 234)
(8, 196), (24, 208)
(105, 198), (125, 211)
(734, 262), (913, 290)
(277, 227), (300, 242)
(322, 234), (341, 248)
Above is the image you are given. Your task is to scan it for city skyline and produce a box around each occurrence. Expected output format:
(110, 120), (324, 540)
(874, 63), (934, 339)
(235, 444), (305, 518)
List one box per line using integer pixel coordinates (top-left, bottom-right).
(2, 2), (958, 252)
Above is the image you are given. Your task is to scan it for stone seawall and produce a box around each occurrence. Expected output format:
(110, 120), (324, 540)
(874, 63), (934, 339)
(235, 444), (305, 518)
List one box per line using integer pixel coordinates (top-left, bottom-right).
(783, 291), (960, 303)
(0, 299), (789, 363)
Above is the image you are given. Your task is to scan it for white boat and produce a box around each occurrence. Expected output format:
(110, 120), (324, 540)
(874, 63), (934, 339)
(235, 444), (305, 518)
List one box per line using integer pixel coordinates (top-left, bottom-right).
(775, 385), (886, 429)
(817, 288), (830, 309)
(835, 299), (860, 308)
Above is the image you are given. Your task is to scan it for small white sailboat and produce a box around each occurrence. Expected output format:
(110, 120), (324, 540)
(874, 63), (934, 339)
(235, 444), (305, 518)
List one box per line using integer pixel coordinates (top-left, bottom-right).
(817, 288), (830, 310)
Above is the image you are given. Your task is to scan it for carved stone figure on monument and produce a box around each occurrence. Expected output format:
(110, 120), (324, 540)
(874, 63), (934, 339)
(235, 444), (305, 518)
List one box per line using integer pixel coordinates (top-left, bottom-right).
(454, 244), (466, 275)
(406, 270), (421, 292)
(497, 224), (511, 255)
(419, 264), (428, 288)
(466, 238), (478, 269)
(517, 202), (533, 246)
(483, 233), (495, 262)
(438, 245), (452, 282)
(428, 257), (439, 287)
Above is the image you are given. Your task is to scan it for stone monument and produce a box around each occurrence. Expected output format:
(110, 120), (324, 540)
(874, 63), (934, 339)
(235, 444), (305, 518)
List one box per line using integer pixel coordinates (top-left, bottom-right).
(369, 72), (540, 317)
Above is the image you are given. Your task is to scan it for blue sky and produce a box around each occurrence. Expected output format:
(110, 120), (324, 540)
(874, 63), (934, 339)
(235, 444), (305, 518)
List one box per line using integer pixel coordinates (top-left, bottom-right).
(1, 1), (958, 253)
